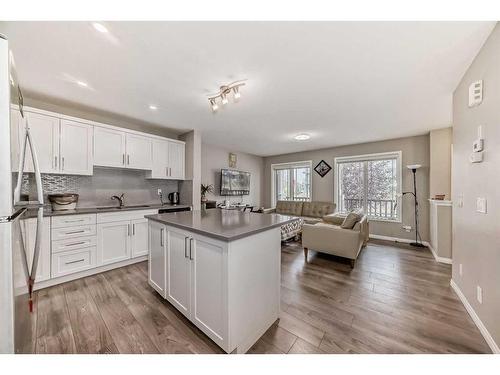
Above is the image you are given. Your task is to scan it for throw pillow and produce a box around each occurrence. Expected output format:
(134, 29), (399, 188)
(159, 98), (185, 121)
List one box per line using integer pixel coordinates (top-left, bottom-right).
(341, 211), (362, 229)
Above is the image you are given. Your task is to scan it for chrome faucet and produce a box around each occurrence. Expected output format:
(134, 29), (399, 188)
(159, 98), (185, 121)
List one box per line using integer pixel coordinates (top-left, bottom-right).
(111, 193), (125, 207)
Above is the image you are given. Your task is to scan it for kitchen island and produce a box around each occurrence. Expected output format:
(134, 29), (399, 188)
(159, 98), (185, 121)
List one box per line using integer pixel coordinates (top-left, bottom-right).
(145, 209), (295, 353)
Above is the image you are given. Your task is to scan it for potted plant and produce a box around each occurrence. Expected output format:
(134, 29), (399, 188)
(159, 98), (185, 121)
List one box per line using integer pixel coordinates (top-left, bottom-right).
(201, 183), (214, 204)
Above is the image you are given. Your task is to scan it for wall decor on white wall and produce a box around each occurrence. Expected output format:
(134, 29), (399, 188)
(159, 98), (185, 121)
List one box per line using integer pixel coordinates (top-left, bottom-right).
(229, 153), (237, 168)
(314, 160), (332, 177)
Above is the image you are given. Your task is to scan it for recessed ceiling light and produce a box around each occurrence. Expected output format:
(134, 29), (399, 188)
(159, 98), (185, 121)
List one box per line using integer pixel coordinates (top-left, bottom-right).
(92, 22), (108, 33)
(149, 105), (158, 110)
(294, 134), (311, 141)
(76, 80), (88, 87)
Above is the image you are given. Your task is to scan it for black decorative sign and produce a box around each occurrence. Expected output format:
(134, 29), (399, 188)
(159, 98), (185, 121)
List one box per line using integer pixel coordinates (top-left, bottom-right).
(314, 160), (332, 178)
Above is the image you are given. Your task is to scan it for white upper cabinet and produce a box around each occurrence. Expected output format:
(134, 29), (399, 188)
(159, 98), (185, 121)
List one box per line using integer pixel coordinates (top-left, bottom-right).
(93, 126), (126, 168)
(125, 133), (152, 170)
(59, 120), (93, 175)
(150, 138), (169, 178)
(168, 141), (185, 180)
(23, 112), (60, 174)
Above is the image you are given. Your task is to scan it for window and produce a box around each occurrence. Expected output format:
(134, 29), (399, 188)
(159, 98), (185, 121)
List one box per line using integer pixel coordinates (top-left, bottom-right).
(271, 161), (312, 206)
(334, 152), (401, 221)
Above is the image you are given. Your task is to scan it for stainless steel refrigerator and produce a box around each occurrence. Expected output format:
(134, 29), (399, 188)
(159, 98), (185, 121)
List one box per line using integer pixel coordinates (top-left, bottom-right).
(0, 35), (45, 354)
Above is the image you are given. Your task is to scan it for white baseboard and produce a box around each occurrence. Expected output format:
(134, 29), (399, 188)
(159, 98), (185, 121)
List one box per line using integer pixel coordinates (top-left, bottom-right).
(370, 234), (453, 264)
(369, 234), (429, 247)
(427, 243), (453, 264)
(450, 279), (499, 354)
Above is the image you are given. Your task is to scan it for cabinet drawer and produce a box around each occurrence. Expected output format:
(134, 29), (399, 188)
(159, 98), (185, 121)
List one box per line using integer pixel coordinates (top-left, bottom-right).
(97, 209), (157, 224)
(51, 246), (96, 278)
(52, 214), (96, 228)
(51, 224), (96, 241)
(52, 235), (97, 254)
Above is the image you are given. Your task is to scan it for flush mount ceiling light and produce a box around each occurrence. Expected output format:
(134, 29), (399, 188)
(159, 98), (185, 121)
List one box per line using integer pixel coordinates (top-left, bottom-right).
(208, 80), (246, 112)
(76, 80), (89, 87)
(92, 22), (109, 33)
(294, 134), (311, 141)
(149, 104), (158, 110)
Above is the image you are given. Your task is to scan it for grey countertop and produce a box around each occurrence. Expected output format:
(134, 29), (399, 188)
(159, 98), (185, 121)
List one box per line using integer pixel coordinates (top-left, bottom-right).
(23, 203), (191, 218)
(145, 209), (296, 241)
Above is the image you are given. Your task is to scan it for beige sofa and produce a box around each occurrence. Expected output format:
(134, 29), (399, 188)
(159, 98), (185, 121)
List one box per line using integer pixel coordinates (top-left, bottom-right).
(302, 213), (369, 267)
(263, 201), (336, 240)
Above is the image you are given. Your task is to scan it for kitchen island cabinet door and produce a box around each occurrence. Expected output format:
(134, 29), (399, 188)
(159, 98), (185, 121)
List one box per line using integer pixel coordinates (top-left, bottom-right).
(190, 235), (227, 348)
(131, 218), (149, 258)
(97, 221), (131, 266)
(166, 228), (191, 318)
(148, 220), (166, 297)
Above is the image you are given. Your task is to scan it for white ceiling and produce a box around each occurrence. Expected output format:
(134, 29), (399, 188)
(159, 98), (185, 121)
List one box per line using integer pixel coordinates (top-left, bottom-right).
(0, 21), (495, 156)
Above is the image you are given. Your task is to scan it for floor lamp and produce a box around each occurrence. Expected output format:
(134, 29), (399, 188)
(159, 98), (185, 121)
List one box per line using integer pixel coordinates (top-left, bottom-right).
(403, 164), (425, 248)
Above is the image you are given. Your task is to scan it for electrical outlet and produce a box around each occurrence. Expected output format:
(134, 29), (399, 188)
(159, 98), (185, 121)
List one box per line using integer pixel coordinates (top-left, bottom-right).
(477, 285), (483, 304)
(457, 194), (464, 208)
(476, 197), (487, 213)
(402, 225), (412, 232)
(157, 188), (162, 196)
(459, 263), (463, 277)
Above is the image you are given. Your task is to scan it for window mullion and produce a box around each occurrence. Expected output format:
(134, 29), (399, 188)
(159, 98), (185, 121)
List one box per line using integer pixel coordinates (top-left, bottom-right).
(364, 161), (368, 215)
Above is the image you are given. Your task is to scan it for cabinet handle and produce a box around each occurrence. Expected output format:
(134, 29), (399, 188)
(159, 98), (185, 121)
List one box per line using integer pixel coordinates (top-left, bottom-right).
(65, 229), (85, 235)
(122, 154), (125, 165)
(62, 157), (65, 170)
(65, 219), (84, 223)
(65, 258), (85, 265)
(54, 156), (58, 168)
(184, 237), (189, 258)
(169, 167), (172, 176)
(160, 228), (164, 246)
(65, 241), (86, 247)
(127, 224), (130, 236)
(132, 224), (135, 235)
(189, 237), (194, 260)
(127, 155), (130, 165)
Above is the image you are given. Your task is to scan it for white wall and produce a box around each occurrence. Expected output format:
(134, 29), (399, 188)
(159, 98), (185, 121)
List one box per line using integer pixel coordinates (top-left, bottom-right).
(201, 143), (264, 207)
(452, 23), (500, 351)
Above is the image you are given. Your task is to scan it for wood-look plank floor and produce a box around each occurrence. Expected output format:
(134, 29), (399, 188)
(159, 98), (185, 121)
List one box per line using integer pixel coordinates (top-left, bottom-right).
(32, 239), (491, 354)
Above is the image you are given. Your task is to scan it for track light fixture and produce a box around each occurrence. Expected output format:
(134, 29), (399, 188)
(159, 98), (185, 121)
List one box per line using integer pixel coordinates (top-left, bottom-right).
(209, 99), (219, 112)
(208, 80), (246, 112)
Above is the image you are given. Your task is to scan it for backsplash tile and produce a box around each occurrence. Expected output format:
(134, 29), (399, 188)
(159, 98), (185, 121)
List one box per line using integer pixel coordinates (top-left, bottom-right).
(24, 168), (180, 207)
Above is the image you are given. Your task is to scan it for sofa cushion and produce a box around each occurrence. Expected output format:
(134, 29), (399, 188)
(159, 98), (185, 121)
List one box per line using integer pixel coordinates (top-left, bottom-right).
(322, 213), (345, 225)
(341, 211), (362, 229)
(303, 216), (322, 224)
(276, 201), (304, 216)
(301, 201), (335, 218)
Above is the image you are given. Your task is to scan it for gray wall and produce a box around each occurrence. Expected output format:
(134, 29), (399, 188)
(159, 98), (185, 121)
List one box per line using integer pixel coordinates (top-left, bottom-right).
(201, 143), (265, 207)
(263, 135), (430, 241)
(430, 127), (453, 200)
(452, 23), (500, 349)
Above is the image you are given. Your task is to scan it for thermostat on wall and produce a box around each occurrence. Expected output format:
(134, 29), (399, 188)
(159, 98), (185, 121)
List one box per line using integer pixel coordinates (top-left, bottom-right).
(470, 152), (483, 163)
(468, 80), (483, 107)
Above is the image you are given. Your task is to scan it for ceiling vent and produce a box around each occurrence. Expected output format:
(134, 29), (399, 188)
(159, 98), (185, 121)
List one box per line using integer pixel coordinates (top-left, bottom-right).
(468, 80), (483, 107)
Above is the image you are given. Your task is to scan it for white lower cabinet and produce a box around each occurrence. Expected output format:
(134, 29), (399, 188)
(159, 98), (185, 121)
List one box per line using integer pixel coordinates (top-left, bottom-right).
(157, 226), (227, 348)
(97, 221), (131, 266)
(51, 246), (96, 278)
(148, 220), (166, 296)
(97, 210), (156, 267)
(130, 218), (149, 257)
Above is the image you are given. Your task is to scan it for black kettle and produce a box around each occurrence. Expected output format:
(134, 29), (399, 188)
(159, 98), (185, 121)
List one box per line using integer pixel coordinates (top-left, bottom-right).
(168, 192), (179, 205)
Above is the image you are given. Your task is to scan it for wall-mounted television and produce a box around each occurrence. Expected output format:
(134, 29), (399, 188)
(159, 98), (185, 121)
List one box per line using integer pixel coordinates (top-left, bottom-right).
(220, 169), (250, 196)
